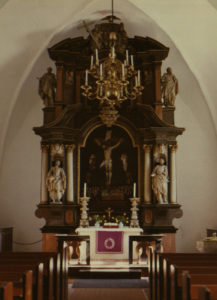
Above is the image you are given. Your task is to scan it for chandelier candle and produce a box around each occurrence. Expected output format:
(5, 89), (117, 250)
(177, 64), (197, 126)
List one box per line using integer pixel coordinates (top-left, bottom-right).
(133, 182), (136, 198)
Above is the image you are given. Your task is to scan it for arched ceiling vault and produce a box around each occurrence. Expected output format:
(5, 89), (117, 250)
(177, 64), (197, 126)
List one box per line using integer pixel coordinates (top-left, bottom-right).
(0, 0), (217, 166)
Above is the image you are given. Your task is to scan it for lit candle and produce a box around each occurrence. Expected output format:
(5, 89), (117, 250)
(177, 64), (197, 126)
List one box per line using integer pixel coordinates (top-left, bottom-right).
(84, 183), (87, 197)
(91, 55), (93, 68)
(85, 70), (88, 85)
(133, 183), (136, 198)
(126, 50), (129, 65)
(100, 63), (103, 77)
(131, 55), (134, 67)
(112, 46), (115, 58)
(96, 49), (99, 65)
(122, 63), (125, 79)
(138, 70), (141, 85)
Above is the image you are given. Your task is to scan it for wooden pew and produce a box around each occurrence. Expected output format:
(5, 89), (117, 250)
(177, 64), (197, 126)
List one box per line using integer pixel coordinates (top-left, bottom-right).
(0, 262), (43, 300)
(0, 282), (13, 300)
(170, 264), (217, 300)
(182, 271), (213, 300)
(155, 253), (217, 300)
(0, 270), (33, 300)
(0, 252), (61, 300)
(198, 286), (211, 300)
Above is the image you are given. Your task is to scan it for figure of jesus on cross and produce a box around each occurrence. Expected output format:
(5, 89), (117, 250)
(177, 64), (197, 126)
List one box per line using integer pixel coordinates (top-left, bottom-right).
(95, 129), (123, 186)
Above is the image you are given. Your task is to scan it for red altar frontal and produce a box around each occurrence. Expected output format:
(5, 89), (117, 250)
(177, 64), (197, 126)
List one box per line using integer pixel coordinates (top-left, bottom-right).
(75, 227), (142, 262)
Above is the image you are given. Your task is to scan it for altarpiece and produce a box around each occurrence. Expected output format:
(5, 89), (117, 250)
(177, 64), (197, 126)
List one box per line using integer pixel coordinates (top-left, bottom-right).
(34, 16), (184, 257)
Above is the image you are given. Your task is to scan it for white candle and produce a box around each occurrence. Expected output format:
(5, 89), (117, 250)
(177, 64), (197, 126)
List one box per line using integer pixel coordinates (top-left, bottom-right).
(91, 55), (93, 68)
(85, 70), (88, 85)
(133, 183), (136, 198)
(126, 50), (129, 65)
(96, 49), (99, 64)
(84, 183), (87, 197)
(112, 46), (115, 58)
(131, 55), (134, 67)
(138, 70), (141, 85)
(122, 63), (125, 79)
(135, 76), (138, 87)
(100, 63), (103, 77)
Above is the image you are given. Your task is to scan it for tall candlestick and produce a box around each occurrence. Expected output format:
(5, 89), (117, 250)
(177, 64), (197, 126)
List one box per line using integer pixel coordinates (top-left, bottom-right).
(84, 183), (87, 197)
(133, 182), (136, 198)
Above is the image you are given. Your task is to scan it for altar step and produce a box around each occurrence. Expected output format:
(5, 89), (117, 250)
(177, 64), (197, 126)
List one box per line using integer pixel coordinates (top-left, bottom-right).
(68, 265), (148, 279)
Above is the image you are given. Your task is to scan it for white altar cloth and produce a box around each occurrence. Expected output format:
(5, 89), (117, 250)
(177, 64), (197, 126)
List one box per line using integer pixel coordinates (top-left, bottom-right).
(76, 226), (143, 262)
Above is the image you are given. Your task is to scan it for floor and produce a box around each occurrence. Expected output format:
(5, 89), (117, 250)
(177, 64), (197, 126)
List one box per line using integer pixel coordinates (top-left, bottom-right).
(68, 278), (150, 300)
(68, 259), (150, 299)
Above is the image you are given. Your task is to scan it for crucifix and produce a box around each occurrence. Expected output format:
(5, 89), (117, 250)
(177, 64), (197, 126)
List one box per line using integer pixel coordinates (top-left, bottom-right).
(105, 207), (114, 222)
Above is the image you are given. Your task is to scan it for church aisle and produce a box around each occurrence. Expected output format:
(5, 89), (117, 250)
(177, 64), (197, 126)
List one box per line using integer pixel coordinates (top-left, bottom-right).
(68, 278), (150, 300)
(68, 287), (149, 300)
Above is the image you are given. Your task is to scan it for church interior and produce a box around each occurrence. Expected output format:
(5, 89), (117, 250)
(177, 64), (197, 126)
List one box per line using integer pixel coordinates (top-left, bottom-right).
(0, 0), (217, 299)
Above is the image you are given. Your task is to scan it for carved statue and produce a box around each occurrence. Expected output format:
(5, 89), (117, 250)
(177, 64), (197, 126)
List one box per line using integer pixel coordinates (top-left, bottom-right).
(95, 129), (123, 185)
(161, 67), (179, 106)
(46, 160), (66, 203)
(151, 155), (168, 204)
(38, 67), (56, 106)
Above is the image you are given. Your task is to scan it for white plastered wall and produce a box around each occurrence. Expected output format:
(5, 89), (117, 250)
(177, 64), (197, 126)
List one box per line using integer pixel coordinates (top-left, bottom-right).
(0, 0), (216, 251)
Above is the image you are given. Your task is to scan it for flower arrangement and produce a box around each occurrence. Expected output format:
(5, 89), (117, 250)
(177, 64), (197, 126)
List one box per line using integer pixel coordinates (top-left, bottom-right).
(88, 212), (130, 226)
(116, 212), (130, 226)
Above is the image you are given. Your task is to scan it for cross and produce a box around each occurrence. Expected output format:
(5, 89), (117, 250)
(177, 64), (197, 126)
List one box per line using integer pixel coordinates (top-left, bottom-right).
(105, 207), (114, 222)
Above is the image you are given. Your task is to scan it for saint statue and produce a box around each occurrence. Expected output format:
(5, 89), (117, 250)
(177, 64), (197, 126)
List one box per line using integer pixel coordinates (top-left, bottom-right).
(38, 67), (56, 106)
(151, 155), (168, 204)
(46, 160), (66, 203)
(161, 67), (179, 106)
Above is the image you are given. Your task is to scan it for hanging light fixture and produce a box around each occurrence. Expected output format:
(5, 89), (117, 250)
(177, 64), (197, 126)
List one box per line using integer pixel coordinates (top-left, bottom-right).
(81, 1), (143, 107)
(81, 32), (144, 107)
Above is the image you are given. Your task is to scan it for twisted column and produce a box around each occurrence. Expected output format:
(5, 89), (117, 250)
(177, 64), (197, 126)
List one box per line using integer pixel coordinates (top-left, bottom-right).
(143, 145), (152, 204)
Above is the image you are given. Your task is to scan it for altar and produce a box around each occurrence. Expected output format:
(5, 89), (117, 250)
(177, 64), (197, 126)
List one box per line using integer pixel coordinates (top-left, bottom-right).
(76, 227), (143, 263)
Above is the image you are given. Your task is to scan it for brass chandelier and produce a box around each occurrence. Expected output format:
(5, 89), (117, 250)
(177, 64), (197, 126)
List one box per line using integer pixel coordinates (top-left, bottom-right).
(81, 31), (144, 107)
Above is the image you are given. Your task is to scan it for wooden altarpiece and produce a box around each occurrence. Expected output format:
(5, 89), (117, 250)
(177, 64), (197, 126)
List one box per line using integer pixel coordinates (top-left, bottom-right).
(34, 19), (184, 251)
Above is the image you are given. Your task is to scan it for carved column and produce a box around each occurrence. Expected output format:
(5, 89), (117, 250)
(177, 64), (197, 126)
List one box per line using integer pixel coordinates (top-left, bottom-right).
(169, 145), (177, 204)
(143, 145), (152, 204)
(41, 145), (49, 204)
(66, 145), (75, 203)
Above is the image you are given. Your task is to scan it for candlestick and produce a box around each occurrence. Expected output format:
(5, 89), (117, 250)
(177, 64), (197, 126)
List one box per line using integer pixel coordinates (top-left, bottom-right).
(84, 182), (87, 197)
(133, 183), (136, 198)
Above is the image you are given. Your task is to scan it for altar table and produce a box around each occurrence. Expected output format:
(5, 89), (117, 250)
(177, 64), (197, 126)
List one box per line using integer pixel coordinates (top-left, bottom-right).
(76, 226), (143, 262)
